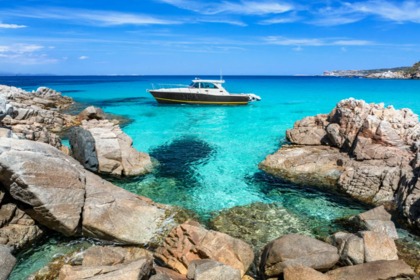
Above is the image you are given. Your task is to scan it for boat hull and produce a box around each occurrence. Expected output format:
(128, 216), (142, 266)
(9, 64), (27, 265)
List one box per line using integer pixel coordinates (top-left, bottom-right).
(148, 90), (249, 105)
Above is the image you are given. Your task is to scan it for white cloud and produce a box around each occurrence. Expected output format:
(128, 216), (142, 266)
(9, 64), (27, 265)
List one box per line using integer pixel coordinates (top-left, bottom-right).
(259, 14), (301, 25)
(350, 0), (420, 23)
(265, 36), (324, 46)
(0, 44), (58, 65)
(4, 7), (181, 26)
(158, 0), (294, 15)
(0, 23), (27, 29)
(197, 18), (247, 26)
(265, 36), (375, 46)
(79, 56), (89, 60)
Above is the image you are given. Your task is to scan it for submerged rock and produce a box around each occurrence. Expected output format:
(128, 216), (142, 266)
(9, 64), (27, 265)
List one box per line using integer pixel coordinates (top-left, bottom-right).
(210, 202), (312, 251)
(260, 98), (420, 230)
(260, 234), (339, 279)
(155, 221), (254, 277)
(70, 119), (153, 177)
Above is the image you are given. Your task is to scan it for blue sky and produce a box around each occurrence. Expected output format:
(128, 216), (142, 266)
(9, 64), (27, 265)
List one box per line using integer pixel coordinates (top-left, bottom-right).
(0, 0), (419, 75)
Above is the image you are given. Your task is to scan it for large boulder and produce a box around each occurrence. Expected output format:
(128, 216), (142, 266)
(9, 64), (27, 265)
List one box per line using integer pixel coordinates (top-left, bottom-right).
(328, 232), (364, 265)
(69, 119), (153, 176)
(0, 245), (16, 280)
(0, 138), (85, 236)
(260, 98), (420, 230)
(351, 206), (398, 239)
(82, 172), (178, 245)
(360, 231), (398, 262)
(326, 260), (415, 280)
(0, 137), (181, 246)
(155, 221), (254, 277)
(260, 234), (339, 279)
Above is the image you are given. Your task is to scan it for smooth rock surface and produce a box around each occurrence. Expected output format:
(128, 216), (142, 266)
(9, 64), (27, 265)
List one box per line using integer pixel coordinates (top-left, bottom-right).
(59, 257), (153, 280)
(155, 221), (254, 277)
(360, 231), (398, 262)
(0, 138), (85, 236)
(326, 260), (415, 280)
(283, 266), (330, 280)
(187, 259), (241, 280)
(260, 234), (339, 279)
(82, 172), (178, 245)
(0, 245), (16, 280)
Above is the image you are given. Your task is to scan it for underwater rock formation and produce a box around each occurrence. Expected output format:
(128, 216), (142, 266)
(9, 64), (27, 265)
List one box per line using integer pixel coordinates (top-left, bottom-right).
(260, 98), (420, 230)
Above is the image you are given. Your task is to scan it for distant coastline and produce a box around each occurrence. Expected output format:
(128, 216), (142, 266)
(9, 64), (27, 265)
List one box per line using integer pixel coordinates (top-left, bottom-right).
(324, 61), (420, 79)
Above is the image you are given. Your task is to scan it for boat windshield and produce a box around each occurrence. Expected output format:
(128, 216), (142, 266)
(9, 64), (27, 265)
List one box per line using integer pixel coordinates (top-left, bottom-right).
(189, 82), (219, 89)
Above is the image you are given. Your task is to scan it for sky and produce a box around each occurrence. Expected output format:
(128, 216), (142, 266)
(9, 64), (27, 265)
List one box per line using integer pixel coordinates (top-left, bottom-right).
(0, 0), (419, 75)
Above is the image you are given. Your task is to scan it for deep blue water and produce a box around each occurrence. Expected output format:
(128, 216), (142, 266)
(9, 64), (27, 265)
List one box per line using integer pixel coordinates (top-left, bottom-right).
(2, 75), (420, 278)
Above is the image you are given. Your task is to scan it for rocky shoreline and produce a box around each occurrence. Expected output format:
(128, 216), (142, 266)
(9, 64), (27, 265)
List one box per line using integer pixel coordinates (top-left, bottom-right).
(323, 61), (420, 79)
(0, 85), (419, 279)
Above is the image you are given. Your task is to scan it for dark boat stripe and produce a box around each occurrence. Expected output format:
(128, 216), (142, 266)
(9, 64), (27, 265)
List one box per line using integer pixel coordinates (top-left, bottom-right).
(154, 96), (248, 105)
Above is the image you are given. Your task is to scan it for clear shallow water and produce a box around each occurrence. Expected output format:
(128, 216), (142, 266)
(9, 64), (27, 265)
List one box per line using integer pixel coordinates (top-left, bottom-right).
(2, 76), (420, 277)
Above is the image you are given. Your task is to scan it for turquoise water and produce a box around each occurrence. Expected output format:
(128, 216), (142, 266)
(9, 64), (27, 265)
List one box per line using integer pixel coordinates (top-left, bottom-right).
(2, 76), (420, 278)
(4, 76), (420, 220)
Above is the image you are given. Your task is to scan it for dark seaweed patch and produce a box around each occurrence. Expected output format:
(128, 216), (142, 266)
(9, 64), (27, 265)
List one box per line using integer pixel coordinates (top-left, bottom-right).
(150, 136), (214, 186)
(84, 97), (152, 108)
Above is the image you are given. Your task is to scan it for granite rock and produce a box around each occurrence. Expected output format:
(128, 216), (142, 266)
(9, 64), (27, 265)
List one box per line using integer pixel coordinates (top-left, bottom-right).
(326, 260), (415, 280)
(260, 234), (339, 279)
(70, 119), (153, 176)
(260, 98), (420, 230)
(187, 259), (241, 280)
(0, 245), (16, 280)
(155, 221), (254, 277)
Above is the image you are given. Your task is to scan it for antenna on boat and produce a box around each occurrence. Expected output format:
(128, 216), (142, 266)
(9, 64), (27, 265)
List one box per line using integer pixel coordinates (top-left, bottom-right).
(220, 69), (223, 81)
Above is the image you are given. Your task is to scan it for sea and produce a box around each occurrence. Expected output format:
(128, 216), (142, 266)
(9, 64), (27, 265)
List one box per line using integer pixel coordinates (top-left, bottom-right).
(1, 75), (420, 278)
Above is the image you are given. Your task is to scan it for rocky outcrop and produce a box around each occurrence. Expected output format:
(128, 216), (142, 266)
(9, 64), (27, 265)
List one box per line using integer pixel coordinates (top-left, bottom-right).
(0, 200), (44, 252)
(155, 221), (254, 277)
(70, 119), (153, 176)
(0, 137), (180, 245)
(0, 245), (16, 280)
(326, 260), (415, 280)
(260, 98), (420, 230)
(260, 234), (339, 279)
(0, 85), (77, 150)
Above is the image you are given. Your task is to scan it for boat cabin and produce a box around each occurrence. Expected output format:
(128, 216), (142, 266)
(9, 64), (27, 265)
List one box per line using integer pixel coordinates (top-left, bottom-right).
(188, 79), (228, 95)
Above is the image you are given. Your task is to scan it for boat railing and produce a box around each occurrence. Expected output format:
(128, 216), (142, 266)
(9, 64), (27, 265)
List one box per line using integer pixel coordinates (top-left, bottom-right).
(150, 83), (190, 90)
